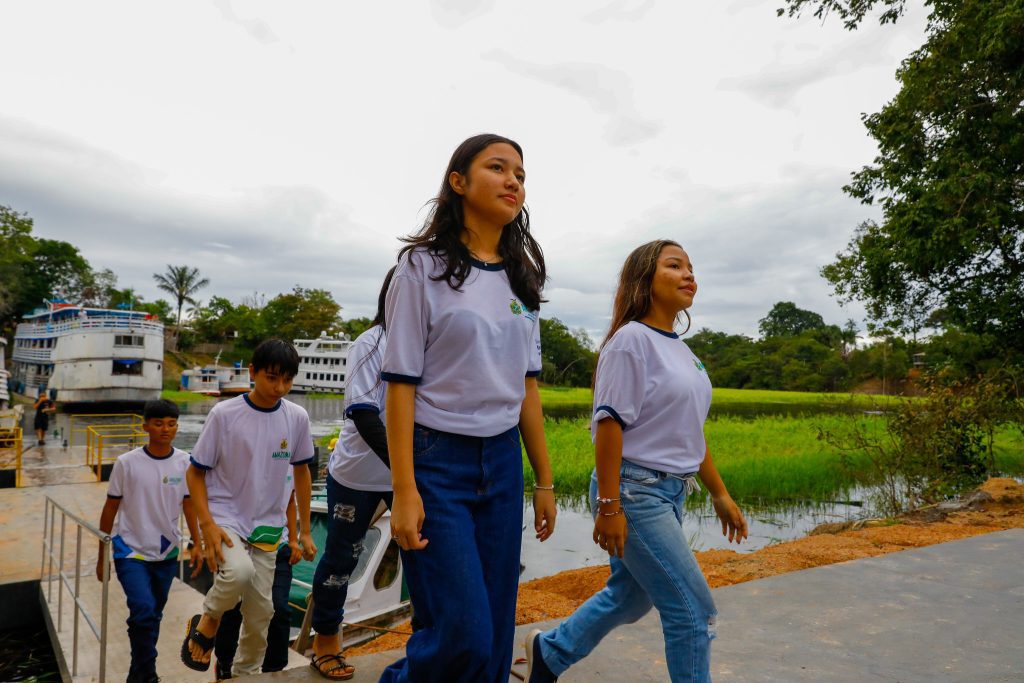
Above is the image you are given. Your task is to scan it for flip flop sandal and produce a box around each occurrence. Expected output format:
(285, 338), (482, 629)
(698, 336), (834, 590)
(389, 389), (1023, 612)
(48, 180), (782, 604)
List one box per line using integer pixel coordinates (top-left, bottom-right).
(180, 614), (215, 671)
(310, 653), (356, 681)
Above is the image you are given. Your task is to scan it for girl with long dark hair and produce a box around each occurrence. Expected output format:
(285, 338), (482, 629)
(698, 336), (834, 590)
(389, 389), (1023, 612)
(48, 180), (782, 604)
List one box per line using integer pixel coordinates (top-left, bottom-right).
(380, 134), (557, 683)
(308, 267), (397, 680)
(524, 240), (747, 683)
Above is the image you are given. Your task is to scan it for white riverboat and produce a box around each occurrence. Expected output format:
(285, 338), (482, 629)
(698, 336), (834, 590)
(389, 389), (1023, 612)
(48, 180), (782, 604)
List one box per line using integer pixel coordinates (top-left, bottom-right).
(0, 337), (10, 408)
(9, 301), (164, 403)
(291, 333), (355, 394)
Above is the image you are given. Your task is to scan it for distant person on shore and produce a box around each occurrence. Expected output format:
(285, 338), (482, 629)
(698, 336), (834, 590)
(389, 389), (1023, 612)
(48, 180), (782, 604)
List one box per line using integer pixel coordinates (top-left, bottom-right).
(95, 398), (202, 683)
(181, 338), (317, 676)
(380, 133), (556, 683)
(212, 484), (301, 680)
(33, 393), (55, 445)
(523, 240), (748, 683)
(308, 267), (396, 681)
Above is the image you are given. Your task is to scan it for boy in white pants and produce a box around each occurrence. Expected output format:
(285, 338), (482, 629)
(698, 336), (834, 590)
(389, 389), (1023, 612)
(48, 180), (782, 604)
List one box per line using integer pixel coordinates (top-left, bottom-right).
(181, 339), (316, 676)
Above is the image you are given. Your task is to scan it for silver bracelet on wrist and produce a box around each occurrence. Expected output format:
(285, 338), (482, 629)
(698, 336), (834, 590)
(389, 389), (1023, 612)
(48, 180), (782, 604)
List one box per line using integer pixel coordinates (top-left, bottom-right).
(534, 484), (555, 491)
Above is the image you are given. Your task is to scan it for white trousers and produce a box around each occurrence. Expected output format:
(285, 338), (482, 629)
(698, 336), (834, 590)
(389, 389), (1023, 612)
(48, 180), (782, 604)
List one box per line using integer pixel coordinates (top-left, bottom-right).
(202, 529), (277, 676)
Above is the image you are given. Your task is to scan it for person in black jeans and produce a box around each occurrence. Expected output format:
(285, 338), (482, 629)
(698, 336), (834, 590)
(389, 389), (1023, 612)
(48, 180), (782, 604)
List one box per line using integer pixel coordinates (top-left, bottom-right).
(33, 394), (55, 445)
(308, 269), (395, 681)
(213, 493), (302, 680)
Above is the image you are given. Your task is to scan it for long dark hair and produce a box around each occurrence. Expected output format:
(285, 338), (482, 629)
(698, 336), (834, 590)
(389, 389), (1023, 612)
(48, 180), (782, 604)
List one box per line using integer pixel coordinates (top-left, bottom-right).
(398, 133), (546, 311)
(599, 239), (692, 352)
(349, 266), (396, 402)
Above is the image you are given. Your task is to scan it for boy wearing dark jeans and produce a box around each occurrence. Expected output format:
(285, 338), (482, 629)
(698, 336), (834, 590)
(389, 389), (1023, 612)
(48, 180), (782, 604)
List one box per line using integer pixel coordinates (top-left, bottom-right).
(96, 399), (202, 683)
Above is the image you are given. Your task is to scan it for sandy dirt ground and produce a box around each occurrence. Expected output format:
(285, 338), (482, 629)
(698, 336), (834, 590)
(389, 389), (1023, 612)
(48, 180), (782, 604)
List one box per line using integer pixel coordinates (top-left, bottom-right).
(347, 478), (1024, 657)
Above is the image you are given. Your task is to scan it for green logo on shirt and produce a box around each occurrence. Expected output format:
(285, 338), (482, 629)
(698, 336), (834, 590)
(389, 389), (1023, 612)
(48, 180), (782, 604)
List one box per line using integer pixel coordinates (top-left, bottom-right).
(693, 359), (707, 373)
(271, 450), (291, 460)
(509, 299), (524, 315)
(162, 475), (183, 485)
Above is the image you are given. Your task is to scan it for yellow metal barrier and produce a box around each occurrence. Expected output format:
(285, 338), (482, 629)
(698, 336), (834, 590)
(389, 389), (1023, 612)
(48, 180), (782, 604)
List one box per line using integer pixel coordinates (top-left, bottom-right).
(85, 425), (147, 481)
(1, 427), (23, 487)
(69, 414), (143, 448)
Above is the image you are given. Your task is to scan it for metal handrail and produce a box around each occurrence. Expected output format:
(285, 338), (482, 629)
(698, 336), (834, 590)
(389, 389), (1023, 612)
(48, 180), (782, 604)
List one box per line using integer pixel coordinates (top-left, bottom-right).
(41, 495), (111, 682)
(1, 427), (23, 486)
(70, 414), (143, 448)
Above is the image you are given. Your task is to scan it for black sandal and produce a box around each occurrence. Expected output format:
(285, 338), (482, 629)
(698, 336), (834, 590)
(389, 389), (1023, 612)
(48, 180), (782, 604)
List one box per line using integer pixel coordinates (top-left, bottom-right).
(180, 614), (215, 671)
(310, 653), (355, 680)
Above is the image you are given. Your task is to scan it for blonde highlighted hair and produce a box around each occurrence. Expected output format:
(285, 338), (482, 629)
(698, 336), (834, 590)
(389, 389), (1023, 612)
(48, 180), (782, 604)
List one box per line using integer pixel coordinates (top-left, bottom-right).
(599, 239), (692, 353)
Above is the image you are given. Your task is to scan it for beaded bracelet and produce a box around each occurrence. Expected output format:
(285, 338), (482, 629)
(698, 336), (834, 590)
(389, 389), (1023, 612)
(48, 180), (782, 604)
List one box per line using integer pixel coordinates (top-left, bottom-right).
(595, 496), (620, 506)
(534, 484), (555, 491)
(599, 509), (623, 517)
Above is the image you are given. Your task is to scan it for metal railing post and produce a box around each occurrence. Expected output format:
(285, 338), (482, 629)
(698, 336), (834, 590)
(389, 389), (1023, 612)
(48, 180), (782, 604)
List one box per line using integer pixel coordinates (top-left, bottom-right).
(58, 512), (66, 632)
(40, 495), (113, 683)
(73, 525), (81, 676)
(47, 501), (55, 603)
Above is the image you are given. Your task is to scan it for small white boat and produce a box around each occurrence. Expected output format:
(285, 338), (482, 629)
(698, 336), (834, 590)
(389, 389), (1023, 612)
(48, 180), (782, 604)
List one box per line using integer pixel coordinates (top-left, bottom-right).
(291, 494), (410, 646)
(179, 367), (220, 396)
(212, 362), (251, 396)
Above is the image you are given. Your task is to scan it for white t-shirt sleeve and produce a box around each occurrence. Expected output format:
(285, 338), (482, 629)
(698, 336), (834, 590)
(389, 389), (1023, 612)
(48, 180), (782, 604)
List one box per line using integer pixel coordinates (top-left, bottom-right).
(190, 407), (220, 470)
(527, 314), (542, 378)
(345, 330), (385, 416)
(291, 411), (314, 466)
(381, 253), (427, 384)
(593, 347), (646, 429)
(107, 458), (126, 498)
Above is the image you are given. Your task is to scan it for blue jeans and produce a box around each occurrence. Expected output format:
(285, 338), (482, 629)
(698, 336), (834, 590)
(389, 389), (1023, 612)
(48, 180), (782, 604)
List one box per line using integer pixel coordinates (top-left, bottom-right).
(380, 425), (524, 683)
(311, 475), (393, 636)
(114, 556), (178, 681)
(214, 544), (294, 673)
(539, 461), (718, 683)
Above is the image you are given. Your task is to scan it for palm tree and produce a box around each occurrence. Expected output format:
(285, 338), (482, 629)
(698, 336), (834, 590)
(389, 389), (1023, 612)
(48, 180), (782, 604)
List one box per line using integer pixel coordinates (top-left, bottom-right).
(153, 265), (210, 328)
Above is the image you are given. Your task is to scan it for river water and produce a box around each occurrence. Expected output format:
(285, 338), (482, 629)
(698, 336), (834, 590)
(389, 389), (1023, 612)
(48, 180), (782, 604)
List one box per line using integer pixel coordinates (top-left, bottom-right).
(26, 396), (869, 581)
(171, 397), (869, 581)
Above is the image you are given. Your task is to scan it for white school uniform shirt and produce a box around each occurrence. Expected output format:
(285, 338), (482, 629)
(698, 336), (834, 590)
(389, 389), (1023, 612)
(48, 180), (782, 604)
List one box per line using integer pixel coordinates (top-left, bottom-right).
(329, 325), (391, 492)
(190, 394), (314, 548)
(381, 248), (542, 438)
(592, 321), (713, 475)
(107, 446), (190, 561)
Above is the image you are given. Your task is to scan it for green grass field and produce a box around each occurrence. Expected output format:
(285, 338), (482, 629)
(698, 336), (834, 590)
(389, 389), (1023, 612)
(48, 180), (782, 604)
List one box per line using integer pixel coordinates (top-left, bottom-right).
(527, 416), (1024, 504)
(160, 389), (217, 403)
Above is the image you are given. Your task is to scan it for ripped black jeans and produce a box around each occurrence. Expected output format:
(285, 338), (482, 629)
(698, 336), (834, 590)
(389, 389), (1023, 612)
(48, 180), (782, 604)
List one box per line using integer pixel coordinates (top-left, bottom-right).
(310, 474), (393, 636)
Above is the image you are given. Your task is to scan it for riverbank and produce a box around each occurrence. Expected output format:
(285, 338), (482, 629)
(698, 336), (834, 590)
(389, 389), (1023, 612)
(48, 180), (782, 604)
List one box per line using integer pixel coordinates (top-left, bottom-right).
(347, 477), (1024, 656)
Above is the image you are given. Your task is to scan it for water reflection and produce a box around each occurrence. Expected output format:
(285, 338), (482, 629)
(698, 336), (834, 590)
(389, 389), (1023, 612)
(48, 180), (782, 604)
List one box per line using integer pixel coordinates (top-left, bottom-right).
(518, 493), (867, 582)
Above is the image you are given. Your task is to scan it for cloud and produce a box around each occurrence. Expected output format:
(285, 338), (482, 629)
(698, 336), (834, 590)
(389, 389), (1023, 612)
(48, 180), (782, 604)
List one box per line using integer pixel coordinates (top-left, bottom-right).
(582, 0), (656, 24)
(429, 0), (497, 28)
(719, 20), (916, 108)
(211, 0), (279, 45)
(483, 50), (663, 146)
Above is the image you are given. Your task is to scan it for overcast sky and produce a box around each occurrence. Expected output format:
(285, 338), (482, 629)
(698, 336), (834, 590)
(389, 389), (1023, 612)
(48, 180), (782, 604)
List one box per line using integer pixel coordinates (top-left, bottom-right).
(0, 0), (928, 341)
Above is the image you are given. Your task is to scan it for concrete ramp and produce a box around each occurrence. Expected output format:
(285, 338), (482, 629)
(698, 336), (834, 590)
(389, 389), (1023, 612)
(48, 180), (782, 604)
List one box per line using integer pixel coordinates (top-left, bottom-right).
(259, 529), (1023, 682)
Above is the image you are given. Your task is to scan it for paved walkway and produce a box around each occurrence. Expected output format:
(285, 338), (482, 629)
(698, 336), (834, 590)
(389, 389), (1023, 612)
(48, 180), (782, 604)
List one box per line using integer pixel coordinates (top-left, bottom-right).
(259, 529), (1023, 682)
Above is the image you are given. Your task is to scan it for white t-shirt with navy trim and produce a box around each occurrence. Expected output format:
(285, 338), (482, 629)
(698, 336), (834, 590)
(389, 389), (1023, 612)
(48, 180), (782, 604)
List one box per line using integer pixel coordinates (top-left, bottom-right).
(107, 446), (190, 561)
(592, 321), (712, 475)
(381, 248), (542, 437)
(190, 394), (314, 547)
(329, 325), (391, 492)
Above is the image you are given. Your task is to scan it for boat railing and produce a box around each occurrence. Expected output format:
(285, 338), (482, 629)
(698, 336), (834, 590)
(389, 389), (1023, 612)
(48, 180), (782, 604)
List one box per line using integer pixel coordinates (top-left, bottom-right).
(10, 347), (53, 363)
(85, 425), (147, 480)
(16, 317), (164, 337)
(41, 495), (113, 682)
(1, 426), (23, 486)
(69, 413), (143, 448)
